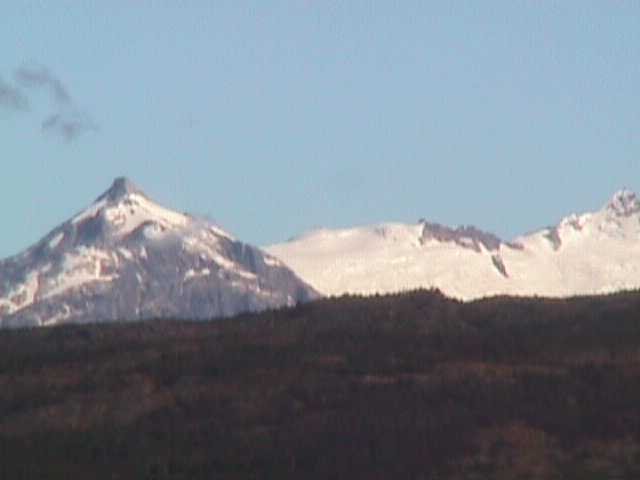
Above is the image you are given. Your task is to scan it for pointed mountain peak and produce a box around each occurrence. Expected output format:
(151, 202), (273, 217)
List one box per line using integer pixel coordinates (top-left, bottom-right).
(98, 177), (144, 203)
(605, 188), (640, 217)
(68, 177), (189, 238)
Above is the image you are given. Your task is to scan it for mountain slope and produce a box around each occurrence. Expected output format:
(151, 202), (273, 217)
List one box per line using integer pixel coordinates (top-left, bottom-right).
(0, 178), (318, 328)
(266, 190), (640, 300)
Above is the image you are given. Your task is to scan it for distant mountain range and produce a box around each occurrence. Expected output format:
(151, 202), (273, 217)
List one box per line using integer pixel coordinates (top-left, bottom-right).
(0, 178), (317, 328)
(3, 179), (640, 328)
(267, 190), (640, 300)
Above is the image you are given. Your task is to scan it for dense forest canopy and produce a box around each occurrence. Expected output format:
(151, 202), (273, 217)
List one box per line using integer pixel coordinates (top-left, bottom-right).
(1, 289), (640, 479)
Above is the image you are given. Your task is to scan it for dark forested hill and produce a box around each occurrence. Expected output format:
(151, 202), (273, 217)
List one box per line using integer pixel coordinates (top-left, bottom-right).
(2, 290), (640, 479)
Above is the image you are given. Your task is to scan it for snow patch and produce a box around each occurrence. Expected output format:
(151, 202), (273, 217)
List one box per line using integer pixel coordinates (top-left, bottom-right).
(263, 255), (283, 267)
(0, 270), (41, 315)
(48, 232), (64, 249)
(182, 236), (256, 280)
(41, 247), (118, 300)
(209, 224), (235, 241)
(185, 268), (211, 280)
(118, 248), (133, 260)
(142, 222), (164, 239)
(101, 193), (188, 238)
(212, 253), (256, 280)
(41, 304), (71, 327)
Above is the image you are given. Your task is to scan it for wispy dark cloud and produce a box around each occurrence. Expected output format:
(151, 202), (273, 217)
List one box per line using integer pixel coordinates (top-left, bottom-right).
(15, 66), (71, 105)
(8, 64), (98, 142)
(0, 76), (29, 111)
(42, 111), (99, 142)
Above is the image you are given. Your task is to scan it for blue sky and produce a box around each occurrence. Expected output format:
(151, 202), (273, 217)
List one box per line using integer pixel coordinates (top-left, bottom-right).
(1, 2), (639, 258)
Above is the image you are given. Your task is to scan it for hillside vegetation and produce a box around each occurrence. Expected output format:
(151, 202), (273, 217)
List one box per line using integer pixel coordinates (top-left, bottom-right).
(2, 290), (640, 479)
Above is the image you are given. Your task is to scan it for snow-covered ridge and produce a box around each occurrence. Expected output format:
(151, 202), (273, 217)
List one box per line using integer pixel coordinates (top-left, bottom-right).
(266, 189), (640, 300)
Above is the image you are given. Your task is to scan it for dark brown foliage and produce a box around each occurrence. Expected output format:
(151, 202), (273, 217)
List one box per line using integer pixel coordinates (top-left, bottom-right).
(1, 289), (640, 478)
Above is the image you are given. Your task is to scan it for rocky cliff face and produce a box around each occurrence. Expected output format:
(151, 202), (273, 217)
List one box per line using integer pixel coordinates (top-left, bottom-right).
(0, 178), (318, 328)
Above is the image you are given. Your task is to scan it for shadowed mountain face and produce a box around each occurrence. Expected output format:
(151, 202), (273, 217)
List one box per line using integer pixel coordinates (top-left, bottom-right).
(0, 178), (318, 328)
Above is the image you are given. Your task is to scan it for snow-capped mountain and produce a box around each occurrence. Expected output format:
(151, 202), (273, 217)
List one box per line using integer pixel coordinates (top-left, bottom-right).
(267, 190), (640, 300)
(0, 178), (318, 328)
